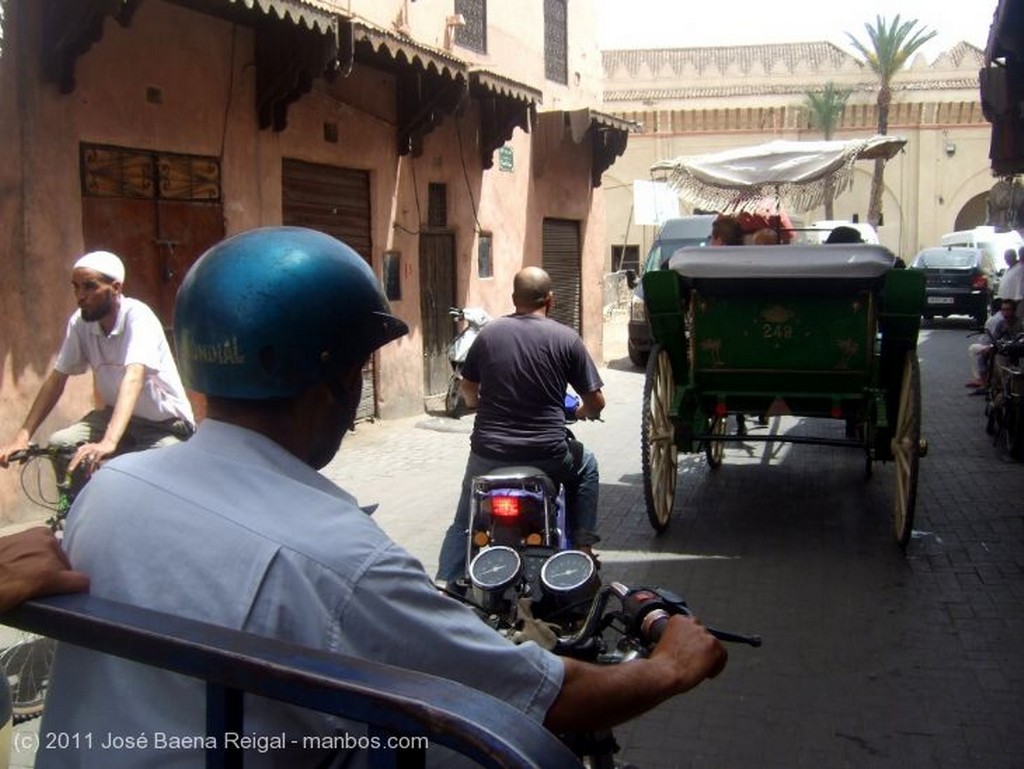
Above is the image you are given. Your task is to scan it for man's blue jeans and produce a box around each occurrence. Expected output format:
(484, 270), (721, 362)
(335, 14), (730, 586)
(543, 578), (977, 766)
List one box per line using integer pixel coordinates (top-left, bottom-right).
(436, 440), (599, 583)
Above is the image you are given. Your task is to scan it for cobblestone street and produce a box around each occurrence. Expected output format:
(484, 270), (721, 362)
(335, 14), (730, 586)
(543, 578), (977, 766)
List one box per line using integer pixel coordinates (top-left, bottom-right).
(6, 314), (1023, 768)
(325, 315), (1024, 769)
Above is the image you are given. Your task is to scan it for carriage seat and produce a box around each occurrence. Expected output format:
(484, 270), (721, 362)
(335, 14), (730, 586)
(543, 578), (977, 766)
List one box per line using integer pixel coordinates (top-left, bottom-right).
(668, 244), (896, 284)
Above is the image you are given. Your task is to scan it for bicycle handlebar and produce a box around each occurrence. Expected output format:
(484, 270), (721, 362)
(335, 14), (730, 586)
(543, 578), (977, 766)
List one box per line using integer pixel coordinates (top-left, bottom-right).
(7, 444), (80, 464)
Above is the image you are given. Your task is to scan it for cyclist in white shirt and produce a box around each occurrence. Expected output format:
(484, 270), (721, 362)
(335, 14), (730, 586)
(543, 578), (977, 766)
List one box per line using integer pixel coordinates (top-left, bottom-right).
(0, 250), (194, 489)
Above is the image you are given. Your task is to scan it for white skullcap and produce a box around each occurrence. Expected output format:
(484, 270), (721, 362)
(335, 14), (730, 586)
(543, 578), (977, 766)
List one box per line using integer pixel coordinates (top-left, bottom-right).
(74, 251), (125, 283)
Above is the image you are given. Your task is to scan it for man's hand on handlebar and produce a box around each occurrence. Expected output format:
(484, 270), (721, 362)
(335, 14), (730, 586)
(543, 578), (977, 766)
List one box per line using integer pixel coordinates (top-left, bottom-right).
(649, 614), (728, 693)
(69, 439), (117, 475)
(576, 390), (606, 421)
(0, 435), (32, 469)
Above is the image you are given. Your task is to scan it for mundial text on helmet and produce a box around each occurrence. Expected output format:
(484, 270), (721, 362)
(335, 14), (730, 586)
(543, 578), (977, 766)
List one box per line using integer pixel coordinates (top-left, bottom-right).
(185, 337), (246, 365)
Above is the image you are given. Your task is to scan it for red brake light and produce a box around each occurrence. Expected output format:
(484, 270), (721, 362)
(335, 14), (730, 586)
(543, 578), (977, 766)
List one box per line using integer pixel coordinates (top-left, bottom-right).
(491, 496), (520, 518)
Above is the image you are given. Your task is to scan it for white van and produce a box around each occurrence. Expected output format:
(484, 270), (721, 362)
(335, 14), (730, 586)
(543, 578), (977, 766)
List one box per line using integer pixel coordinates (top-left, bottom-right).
(940, 226), (1023, 268)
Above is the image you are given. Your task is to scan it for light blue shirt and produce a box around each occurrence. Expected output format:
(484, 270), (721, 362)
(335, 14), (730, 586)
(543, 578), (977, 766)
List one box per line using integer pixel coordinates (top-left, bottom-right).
(37, 420), (563, 768)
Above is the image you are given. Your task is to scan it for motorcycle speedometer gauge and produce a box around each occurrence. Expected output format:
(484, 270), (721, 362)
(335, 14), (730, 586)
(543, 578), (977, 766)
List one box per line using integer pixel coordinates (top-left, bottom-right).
(468, 546), (523, 592)
(540, 550), (596, 594)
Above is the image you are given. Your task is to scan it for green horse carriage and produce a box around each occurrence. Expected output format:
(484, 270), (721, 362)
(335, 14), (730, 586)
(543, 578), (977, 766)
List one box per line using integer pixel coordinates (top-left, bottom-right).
(640, 136), (928, 548)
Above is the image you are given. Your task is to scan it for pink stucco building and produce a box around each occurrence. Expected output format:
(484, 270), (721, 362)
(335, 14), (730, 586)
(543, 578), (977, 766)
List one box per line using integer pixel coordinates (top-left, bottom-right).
(0, 0), (631, 522)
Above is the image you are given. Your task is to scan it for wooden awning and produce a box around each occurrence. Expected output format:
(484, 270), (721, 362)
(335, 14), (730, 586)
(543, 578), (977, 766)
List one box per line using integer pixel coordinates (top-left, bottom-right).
(224, 0), (336, 33)
(984, 0), (1023, 65)
(981, 0), (1023, 174)
(341, 20), (467, 156)
(588, 109), (635, 187)
(541, 108), (635, 188)
(470, 69), (542, 169)
(34, 0), (569, 166)
(339, 25), (545, 162)
(39, 0), (341, 133)
(41, 0), (143, 93)
(347, 19), (464, 81)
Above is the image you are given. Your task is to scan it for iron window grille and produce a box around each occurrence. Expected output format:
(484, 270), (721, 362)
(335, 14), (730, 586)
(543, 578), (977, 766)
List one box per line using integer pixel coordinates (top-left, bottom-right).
(455, 0), (487, 53)
(544, 0), (567, 85)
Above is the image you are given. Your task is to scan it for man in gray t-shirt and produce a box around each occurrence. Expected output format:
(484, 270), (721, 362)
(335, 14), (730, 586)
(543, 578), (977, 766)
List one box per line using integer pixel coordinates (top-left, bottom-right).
(436, 267), (606, 583)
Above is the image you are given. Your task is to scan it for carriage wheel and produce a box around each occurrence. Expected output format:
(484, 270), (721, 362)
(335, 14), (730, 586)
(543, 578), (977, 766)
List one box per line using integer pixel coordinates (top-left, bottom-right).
(641, 344), (678, 532)
(704, 416), (726, 468)
(890, 352), (921, 548)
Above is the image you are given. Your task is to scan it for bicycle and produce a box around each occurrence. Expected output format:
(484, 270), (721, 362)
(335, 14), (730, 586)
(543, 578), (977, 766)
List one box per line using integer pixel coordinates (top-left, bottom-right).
(0, 444), (79, 724)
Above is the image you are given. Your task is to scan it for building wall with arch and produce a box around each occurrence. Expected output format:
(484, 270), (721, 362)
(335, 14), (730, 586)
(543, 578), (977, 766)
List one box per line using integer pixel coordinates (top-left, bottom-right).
(601, 41), (1013, 264)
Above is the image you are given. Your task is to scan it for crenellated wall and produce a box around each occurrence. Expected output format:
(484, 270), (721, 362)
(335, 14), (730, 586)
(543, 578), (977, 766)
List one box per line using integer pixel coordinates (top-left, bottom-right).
(601, 41), (1009, 266)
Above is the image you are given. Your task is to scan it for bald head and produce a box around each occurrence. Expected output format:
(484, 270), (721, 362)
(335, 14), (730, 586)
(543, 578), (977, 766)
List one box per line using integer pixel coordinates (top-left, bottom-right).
(512, 267), (552, 313)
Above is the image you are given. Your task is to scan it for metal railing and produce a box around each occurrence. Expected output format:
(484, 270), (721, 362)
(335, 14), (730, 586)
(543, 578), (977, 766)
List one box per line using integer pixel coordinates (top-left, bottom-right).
(2, 594), (582, 769)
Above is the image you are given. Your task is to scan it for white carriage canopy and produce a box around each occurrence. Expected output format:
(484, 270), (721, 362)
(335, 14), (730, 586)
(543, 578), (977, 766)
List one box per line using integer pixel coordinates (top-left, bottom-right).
(651, 135), (907, 215)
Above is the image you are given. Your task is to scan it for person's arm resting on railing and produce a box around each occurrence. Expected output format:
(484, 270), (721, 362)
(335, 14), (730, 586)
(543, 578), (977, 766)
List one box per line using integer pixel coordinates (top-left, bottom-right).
(0, 527), (89, 613)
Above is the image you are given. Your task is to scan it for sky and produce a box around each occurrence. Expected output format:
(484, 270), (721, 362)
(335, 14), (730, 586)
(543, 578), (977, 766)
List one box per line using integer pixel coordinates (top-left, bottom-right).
(595, 0), (999, 60)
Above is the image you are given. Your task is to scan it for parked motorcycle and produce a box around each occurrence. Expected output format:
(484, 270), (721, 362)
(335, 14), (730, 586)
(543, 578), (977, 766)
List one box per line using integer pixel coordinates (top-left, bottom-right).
(445, 307), (491, 418)
(985, 331), (1024, 460)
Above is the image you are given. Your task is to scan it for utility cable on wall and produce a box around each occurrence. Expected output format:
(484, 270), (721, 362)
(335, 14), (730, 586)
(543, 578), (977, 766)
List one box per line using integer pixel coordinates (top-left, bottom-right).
(454, 108), (483, 234)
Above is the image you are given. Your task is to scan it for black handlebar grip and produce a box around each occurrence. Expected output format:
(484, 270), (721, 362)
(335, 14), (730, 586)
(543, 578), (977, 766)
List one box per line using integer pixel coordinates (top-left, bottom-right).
(612, 581), (763, 648)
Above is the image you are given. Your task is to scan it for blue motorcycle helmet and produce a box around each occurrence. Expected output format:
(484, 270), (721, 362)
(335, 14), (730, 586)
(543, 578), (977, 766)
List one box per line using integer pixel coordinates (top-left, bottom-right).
(174, 226), (408, 399)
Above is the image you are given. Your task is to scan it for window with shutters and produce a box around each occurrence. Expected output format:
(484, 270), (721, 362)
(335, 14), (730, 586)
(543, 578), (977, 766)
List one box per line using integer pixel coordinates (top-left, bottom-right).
(428, 183), (448, 228)
(477, 233), (493, 278)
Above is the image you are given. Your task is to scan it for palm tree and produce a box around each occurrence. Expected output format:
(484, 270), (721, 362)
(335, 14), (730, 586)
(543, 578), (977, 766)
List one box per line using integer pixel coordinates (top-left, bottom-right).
(804, 82), (851, 219)
(847, 15), (936, 227)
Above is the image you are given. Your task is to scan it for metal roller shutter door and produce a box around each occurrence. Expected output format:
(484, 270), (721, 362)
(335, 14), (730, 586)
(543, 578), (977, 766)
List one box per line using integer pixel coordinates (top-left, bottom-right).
(542, 218), (582, 332)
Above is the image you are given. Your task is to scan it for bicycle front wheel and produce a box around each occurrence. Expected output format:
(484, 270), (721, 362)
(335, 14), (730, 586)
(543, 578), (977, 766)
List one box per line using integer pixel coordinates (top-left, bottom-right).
(0, 631), (55, 723)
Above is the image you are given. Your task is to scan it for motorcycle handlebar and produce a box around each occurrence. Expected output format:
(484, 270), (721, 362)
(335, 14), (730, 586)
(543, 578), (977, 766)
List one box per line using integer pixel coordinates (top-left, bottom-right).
(613, 582), (762, 648)
(553, 581), (761, 655)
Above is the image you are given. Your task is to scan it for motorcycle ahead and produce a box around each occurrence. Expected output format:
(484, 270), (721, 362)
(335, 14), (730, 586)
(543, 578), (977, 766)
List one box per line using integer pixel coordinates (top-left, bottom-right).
(445, 307), (491, 418)
(449, 395), (742, 766)
(460, 394), (590, 619)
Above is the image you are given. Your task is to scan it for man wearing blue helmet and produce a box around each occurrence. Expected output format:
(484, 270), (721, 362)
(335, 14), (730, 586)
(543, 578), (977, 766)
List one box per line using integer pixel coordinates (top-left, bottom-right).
(37, 227), (726, 768)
